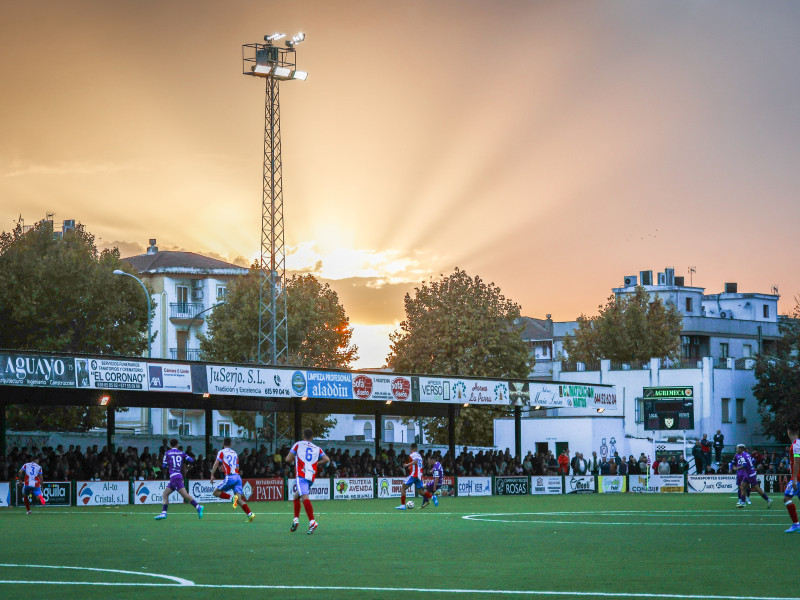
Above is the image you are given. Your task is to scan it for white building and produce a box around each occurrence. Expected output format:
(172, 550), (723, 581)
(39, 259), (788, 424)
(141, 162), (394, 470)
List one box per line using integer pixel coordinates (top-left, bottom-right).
(115, 239), (249, 438)
(499, 268), (782, 457)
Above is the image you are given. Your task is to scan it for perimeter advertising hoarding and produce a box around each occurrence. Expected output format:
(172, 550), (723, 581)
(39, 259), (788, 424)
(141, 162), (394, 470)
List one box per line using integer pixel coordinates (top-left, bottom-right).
(75, 359), (147, 391)
(132, 481), (183, 505)
(566, 475), (596, 494)
(525, 383), (617, 410)
(457, 477), (492, 496)
(764, 475), (790, 494)
(205, 365), (292, 398)
(146, 363), (192, 393)
(352, 374), (412, 402)
(530, 476), (564, 495)
(599, 476), (627, 493)
(0, 353), (76, 388)
(377, 477), (409, 499)
(288, 478), (330, 501)
(187, 480), (230, 503)
(422, 476), (455, 496)
(629, 474), (685, 493)
(495, 476), (529, 495)
(418, 377), (510, 405)
(77, 481), (130, 506)
(687, 474), (764, 493)
(15, 481), (72, 507)
(291, 371), (353, 400)
(0, 483), (9, 507)
(242, 478), (284, 501)
(333, 478), (374, 500)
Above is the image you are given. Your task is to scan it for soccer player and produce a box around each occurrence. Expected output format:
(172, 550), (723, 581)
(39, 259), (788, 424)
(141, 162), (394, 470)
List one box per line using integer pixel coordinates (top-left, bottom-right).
(154, 439), (203, 520)
(420, 455), (443, 509)
(211, 438), (255, 522)
(732, 443), (771, 509)
(18, 457), (45, 515)
(396, 443), (427, 510)
(286, 428), (329, 535)
(783, 426), (800, 533)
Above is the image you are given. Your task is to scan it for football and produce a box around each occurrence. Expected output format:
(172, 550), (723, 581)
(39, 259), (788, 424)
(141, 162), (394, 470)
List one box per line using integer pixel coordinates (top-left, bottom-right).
(406, 501), (415, 509)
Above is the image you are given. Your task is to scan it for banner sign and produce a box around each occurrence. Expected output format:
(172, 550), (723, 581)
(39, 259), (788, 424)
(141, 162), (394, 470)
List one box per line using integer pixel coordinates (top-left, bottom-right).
(377, 477), (409, 499)
(457, 477), (492, 496)
(206, 366), (292, 398)
(75, 359), (147, 391)
(288, 478), (330, 501)
(16, 481), (72, 507)
(531, 476), (563, 495)
(525, 383), (616, 410)
(333, 477), (374, 500)
(132, 480), (182, 505)
(764, 475), (790, 494)
(599, 476), (627, 493)
(352, 374), (412, 402)
(298, 371), (353, 399)
(418, 377), (510, 405)
(77, 481), (130, 506)
(495, 476), (529, 496)
(0, 354), (76, 388)
(566, 475), (596, 494)
(687, 474), (763, 493)
(0, 483), (10, 507)
(147, 364), (192, 393)
(629, 474), (685, 493)
(187, 480), (229, 503)
(421, 476), (455, 497)
(242, 478), (284, 502)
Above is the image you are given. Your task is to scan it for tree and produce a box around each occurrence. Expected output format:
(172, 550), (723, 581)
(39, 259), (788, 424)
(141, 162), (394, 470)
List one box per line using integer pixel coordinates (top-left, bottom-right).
(0, 219), (151, 431)
(561, 286), (682, 364)
(754, 297), (800, 441)
(387, 268), (530, 445)
(200, 271), (358, 439)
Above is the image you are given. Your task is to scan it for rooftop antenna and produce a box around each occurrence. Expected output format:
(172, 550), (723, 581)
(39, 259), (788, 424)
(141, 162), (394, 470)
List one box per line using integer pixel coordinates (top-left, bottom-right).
(688, 266), (696, 287)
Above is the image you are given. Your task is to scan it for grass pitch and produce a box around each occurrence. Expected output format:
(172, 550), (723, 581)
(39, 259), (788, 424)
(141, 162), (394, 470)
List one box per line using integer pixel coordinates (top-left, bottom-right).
(0, 493), (796, 600)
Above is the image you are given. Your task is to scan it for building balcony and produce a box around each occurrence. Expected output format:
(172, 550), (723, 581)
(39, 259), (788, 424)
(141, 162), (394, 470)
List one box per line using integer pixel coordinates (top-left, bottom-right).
(170, 303), (205, 320)
(170, 348), (202, 361)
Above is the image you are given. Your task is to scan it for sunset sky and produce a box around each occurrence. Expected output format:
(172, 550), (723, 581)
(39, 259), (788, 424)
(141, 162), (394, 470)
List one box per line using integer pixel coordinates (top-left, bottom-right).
(2, 1), (800, 368)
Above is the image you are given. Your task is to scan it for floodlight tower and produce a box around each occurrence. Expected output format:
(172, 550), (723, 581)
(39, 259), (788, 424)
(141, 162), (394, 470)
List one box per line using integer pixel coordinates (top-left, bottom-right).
(242, 33), (308, 365)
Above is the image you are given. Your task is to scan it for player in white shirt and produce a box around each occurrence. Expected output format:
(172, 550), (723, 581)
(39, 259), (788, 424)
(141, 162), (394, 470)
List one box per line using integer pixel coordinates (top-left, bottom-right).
(286, 428), (330, 534)
(396, 443), (425, 510)
(211, 437), (254, 522)
(18, 457), (46, 514)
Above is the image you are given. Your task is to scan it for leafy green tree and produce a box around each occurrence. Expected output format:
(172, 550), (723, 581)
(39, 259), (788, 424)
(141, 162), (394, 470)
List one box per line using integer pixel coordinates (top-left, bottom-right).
(0, 220), (150, 431)
(387, 268), (530, 445)
(754, 297), (800, 441)
(200, 271), (358, 439)
(561, 286), (682, 364)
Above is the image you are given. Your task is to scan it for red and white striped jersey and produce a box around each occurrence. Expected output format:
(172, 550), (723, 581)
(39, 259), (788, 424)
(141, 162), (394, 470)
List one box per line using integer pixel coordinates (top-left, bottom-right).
(792, 439), (800, 479)
(21, 462), (42, 487)
(216, 448), (240, 476)
(291, 440), (325, 482)
(407, 452), (423, 479)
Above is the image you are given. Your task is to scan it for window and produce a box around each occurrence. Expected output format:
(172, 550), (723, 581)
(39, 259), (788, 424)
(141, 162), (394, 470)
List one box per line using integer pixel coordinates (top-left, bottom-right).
(363, 421), (373, 441)
(736, 398), (746, 423)
(685, 297), (693, 312)
(635, 398), (644, 423)
(763, 304), (769, 318)
(407, 424), (416, 444)
(384, 421), (395, 443)
(720, 343), (729, 360)
(218, 423), (231, 438)
(176, 285), (189, 306)
(216, 285), (227, 302)
(179, 423), (191, 436)
(721, 398), (731, 423)
(743, 344), (752, 358)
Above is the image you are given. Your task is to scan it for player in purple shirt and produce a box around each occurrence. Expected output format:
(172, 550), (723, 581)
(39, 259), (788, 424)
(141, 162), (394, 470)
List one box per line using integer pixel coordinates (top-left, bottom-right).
(155, 439), (204, 520)
(733, 443), (771, 509)
(421, 456), (443, 509)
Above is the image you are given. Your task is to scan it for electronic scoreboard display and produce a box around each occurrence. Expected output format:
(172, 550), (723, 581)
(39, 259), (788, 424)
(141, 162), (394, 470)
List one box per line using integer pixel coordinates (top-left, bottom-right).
(643, 387), (694, 431)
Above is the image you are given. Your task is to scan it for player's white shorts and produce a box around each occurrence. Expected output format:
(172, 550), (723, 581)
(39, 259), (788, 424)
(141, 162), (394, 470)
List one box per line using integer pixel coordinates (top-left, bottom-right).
(784, 479), (800, 497)
(404, 475), (424, 489)
(296, 477), (314, 496)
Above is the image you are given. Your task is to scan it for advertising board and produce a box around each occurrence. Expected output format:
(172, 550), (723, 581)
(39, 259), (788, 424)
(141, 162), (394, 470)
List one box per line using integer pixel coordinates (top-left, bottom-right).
(206, 366), (292, 398)
(687, 474), (764, 494)
(421, 476), (455, 497)
(0, 483), (9, 507)
(75, 359), (147, 391)
(352, 374), (412, 402)
(566, 475), (596, 494)
(530, 476), (564, 495)
(599, 476), (627, 493)
(629, 474), (685, 493)
(333, 478), (374, 500)
(0, 353), (76, 388)
(287, 478), (331, 501)
(77, 481), (130, 506)
(764, 474), (790, 494)
(147, 363), (192, 393)
(457, 477), (492, 497)
(132, 480), (183, 505)
(300, 371), (353, 399)
(242, 478), (284, 502)
(377, 477), (409, 499)
(16, 481), (72, 507)
(495, 476), (529, 495)
(418, 377), (509, 405)
(526, 383), (616, 410)
(187, 480), (229, 503)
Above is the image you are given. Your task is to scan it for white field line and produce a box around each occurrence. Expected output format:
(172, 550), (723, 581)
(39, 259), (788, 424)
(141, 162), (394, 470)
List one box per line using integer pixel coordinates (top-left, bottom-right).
(0, 564), (193, 585)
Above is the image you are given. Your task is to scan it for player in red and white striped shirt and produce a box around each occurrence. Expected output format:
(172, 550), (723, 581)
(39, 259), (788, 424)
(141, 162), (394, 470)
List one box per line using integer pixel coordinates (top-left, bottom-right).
(783, 426), (800, 533)
(286, 428), (329, 534)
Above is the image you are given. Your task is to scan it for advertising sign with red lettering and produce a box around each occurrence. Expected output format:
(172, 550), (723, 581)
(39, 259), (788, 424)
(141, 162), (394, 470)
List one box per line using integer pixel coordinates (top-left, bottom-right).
(242, 478), (284, 501)
(421, 476), (455, 497)
(352, 374), (412, 402)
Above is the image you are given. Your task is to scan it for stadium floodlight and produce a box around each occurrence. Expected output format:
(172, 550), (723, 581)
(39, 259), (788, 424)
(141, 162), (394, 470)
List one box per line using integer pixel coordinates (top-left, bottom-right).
(463, 402), (469, 408)
(265, 33), (286, 42)
(253, 64), (272, 77)
(385, 400), (393, 405)
(286, 32), (306, 48)
(272, 66), (292, 79)
(301, 396), (308, 401)
(597, 407), (605, 414)
(291, 70), (308, 80)
(99, 395), (111, 406)
(202, 393), (210, 398)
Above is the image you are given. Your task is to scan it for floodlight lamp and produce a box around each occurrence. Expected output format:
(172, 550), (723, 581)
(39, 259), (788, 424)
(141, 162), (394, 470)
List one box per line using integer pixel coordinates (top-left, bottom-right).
(463, 402), (469, 408)
(291, 70), (308, 81)
(273, 66), (292, 79)
(203, 393), (210, 398)
(597, 407), (605, 414)
(253, 64), (272, 77)
(386, 400), (393, 405)
(301, 396), (308, 401)
(265, 33), (285, 42)
(99, 395), (111, 406)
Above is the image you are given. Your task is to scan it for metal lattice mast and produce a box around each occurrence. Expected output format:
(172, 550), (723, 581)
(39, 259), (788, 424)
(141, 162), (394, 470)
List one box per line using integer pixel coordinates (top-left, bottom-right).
(243, 33), (307, 365)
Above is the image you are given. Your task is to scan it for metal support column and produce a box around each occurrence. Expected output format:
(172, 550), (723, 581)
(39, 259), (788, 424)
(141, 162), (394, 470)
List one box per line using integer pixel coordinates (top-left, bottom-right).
(448, 405), (456, 465)
(514, 406), (522, 459)
(375, 411), (382, 455)
(294, 400), (302, 442)
(106, 406), (115, 451)
(205, 408), (213, 457)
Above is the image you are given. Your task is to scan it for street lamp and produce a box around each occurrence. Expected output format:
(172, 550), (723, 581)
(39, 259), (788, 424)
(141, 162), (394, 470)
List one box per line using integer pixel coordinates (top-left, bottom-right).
(113, 270), (151, 358)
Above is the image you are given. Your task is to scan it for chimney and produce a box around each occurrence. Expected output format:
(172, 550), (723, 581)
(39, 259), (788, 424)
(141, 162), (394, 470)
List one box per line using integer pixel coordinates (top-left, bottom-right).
(147, 239), (158, 255)
(724, 282), (737, 294)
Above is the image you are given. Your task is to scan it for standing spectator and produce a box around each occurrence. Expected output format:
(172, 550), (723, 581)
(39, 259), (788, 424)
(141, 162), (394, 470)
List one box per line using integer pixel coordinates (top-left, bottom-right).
(547, 452), (559, 475)
(557, 450), (570, 475)
(713, 430), (724, 464)
(627, 455), (639, 475)
(700, 434), (712, 472)
(692, 440), (704, 474)
(678, 455), (690, 473)
(573, 453), (587, 475)
(588, 451), (600, 476)
(618, 457), (628, 476)
(600, 457), (611, 475)
(658, 458), (671, 475)
(638, 453), (649, 474)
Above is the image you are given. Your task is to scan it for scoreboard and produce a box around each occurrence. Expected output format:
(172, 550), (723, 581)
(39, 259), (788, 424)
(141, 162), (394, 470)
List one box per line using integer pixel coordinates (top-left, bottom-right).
(643, 387), (694, 431)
